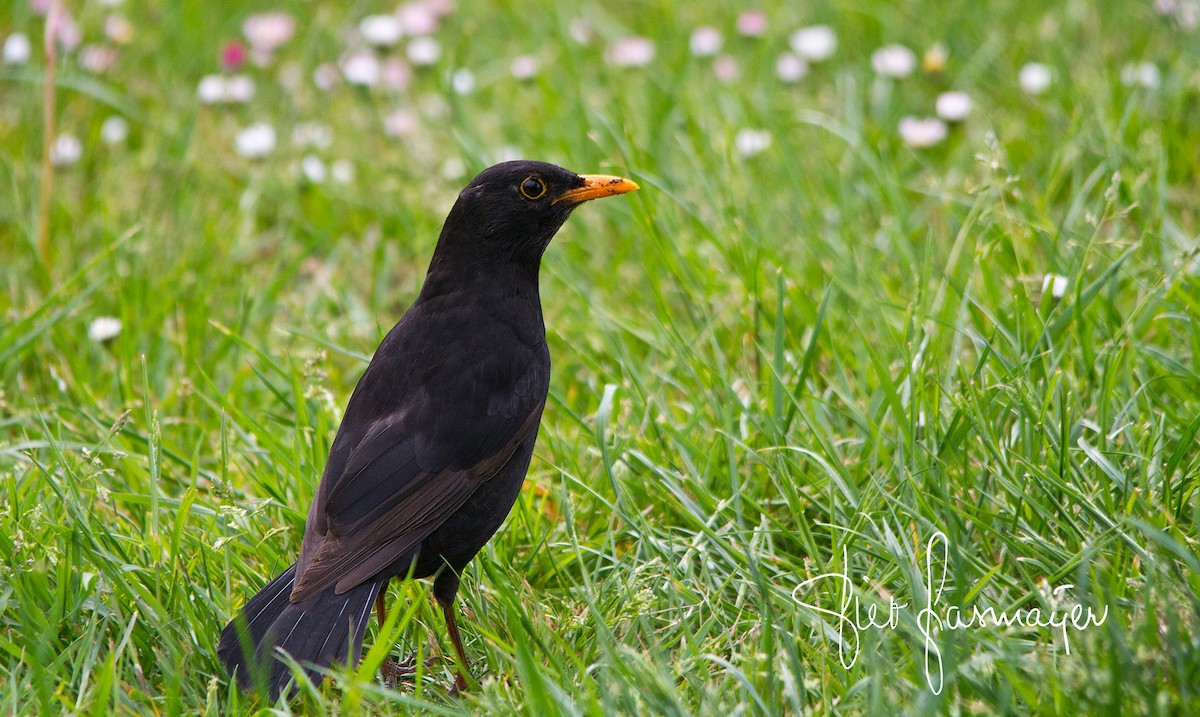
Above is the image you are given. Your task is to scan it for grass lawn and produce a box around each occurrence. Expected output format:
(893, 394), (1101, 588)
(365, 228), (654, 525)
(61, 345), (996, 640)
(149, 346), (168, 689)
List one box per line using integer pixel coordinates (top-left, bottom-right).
(2, 0), (1199, 714)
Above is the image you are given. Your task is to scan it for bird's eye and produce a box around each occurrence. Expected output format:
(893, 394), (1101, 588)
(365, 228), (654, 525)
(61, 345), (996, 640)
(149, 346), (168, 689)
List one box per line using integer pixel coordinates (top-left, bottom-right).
(519, 176), (547, 200)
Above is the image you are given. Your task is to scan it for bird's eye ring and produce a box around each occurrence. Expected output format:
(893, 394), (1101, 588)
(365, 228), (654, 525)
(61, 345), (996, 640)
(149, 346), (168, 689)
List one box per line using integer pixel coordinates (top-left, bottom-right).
(519, 176), (547, 200)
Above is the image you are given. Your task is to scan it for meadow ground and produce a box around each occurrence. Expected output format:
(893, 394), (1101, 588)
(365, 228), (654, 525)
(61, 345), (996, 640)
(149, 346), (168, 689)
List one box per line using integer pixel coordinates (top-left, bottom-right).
(2, 1), (1199, 714)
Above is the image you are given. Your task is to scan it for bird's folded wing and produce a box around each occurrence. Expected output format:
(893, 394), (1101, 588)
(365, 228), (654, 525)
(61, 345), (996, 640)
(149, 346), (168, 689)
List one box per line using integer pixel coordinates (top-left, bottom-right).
(289, 401), (544, 601)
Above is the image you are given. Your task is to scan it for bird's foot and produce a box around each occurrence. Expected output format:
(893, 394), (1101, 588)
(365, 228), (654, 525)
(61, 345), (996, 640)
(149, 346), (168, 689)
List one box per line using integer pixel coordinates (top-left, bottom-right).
(380, 653), (441, 687)
(448, 671), (469, 697)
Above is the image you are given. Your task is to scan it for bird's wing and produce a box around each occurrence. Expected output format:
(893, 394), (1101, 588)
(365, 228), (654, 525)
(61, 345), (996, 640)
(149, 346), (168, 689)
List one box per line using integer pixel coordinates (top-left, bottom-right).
(288, 385), (545, 602)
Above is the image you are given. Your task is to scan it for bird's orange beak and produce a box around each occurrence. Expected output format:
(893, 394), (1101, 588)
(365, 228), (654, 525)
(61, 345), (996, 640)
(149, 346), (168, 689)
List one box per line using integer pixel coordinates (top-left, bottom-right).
(554, 174), (640, 205)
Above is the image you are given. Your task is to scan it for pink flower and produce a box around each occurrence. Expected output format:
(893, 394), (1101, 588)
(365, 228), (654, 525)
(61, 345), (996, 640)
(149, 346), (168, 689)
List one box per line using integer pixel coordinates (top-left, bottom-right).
(54, 12), (82, 51)
(423, 0), (455, 16)
(397, 2), (440, 36)
(242, 12), (295, 52)
(776, 52), (807, 82)
(380, 57), (413, 91)
(713, 55), (739, 83)
(510, 54), (539, 80)
(221, 41), (247, 71)
(313, 63), (339, 91)
(605, 37), (655, 67)
(105, 15), (135, 45)
(79, 45), (118, 73)
(736, 10), (768, 37)
(384, 108), (419, 138)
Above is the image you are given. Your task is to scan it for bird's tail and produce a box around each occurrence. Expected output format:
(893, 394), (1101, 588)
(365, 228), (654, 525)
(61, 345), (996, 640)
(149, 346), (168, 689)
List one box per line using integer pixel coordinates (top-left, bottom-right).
(217, 563), (382, 698)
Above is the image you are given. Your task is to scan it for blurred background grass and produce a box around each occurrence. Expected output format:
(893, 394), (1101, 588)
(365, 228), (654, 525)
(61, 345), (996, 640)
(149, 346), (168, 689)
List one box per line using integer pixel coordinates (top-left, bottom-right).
(1, 0), (1198, 714)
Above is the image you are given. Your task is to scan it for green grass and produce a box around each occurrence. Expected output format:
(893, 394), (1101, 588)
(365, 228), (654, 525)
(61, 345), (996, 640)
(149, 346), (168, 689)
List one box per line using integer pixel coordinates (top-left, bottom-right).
(2, 0), (1199, 714)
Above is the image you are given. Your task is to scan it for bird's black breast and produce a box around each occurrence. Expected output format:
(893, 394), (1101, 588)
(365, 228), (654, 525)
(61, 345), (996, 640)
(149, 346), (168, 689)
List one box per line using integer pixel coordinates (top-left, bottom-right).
(300, 274), (556, 585)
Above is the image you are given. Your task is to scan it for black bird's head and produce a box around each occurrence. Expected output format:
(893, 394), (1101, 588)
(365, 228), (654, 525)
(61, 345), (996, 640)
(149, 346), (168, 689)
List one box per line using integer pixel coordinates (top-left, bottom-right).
(435, 160), (638, 268)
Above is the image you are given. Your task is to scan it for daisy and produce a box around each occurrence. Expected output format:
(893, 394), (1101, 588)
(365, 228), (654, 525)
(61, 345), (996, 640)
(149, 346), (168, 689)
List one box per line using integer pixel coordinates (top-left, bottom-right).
(1018, 62), (1052, 95)
(871, 44), (917, 78)
(606, 37), (655, 67)
(235, 123), (276, 159)
(734, 128), (771, 157)
(689, 27), (722, 56)
(898, 117), (947, 147)
(790, 25), (836, 62)
(935, 91), (972, 121)
(88, 317), (122, 343)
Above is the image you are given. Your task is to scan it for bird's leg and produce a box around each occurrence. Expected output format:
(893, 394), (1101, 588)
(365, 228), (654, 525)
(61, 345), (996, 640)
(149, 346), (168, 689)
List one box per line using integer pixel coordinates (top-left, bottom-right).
(375, 580), (412, 686)
(433, 571), (471, 695)
(375, 580), (441, 686)
(375, 589), (388, 626)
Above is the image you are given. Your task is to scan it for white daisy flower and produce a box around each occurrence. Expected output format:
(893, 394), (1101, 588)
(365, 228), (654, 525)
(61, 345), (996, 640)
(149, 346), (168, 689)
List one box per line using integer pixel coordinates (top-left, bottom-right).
(1120, 61), (1160, 89)
(689, 27), (722, 57)
(88, 316), (122, 343)
(935, 91), (972, 121)
(1042, 273), (1068, 298)
(360, 15), (403, 47)
(224, 74), (255, 103)
(451, 67), (475, 94)
(871, 44), (917, 78)
(292, 122), (332, 149)
(50, 133), (83, 166)
(235, 123), (276, 159)
(1019, 62), (1053, 95)
(790, 25), (836, 62)
(100, 116), (129, 145)
(407, 36), (441, 66)
(197, 74), (226, 104)
(3, 33), (32, 65)
(441, 156), (466, 180)
(300, 155), (327, 183)
(734, 128), (771, 157)
(341, 50), (381, 86)
(898, 117), (948, 147)
(331, 159), (355, 184)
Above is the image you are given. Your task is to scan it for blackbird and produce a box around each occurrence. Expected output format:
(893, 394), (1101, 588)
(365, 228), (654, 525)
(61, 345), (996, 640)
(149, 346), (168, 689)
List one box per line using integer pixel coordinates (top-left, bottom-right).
(217, 160), (637, 698)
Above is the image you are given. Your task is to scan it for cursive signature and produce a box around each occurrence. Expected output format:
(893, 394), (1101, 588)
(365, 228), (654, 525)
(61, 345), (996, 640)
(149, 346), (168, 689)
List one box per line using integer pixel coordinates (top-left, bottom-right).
(791, 531), (1109, 694)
